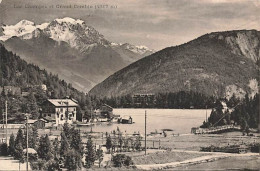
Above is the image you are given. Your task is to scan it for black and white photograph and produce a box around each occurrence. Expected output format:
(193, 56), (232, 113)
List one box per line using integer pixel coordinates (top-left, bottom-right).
(0, 0), (260, 170)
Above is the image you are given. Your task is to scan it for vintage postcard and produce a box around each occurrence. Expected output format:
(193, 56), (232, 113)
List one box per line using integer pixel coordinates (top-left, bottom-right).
(0, 0), (259, 170)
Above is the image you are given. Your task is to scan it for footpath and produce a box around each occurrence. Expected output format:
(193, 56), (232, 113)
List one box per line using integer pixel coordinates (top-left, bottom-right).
(135, 151), (259, 170)
(0, 156), (31, 171)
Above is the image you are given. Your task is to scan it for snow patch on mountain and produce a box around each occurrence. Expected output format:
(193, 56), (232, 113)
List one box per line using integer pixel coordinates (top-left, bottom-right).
(36, 23), (49, 30)
(110, 42), (122, 46)
(111, 42), (154, 55)
(46, 23), (78, 47)
(0, 20), (36, 41)
(44, 18), (109, 49)
(21, 28), (42, 40)
(55, 17), (84, 25)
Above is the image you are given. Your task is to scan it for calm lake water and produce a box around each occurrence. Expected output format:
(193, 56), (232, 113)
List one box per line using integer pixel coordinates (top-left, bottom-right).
(81, 108), (208, 135)
(0, 109), (208, 141)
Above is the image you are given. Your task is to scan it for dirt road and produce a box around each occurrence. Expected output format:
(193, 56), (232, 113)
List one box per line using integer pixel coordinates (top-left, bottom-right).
(0, 156), (31, 171)
(135, 152), (260, 170)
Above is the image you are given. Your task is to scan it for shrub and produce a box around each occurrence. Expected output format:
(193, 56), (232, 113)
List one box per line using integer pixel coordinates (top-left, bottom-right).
(112, 154), (134, 167)
(28, 153), (38, 162)
(64, 149), (82, 170)
(0, 143), (8, 156)
(44, 159), (60, 171)
(30, 159), (45, 171)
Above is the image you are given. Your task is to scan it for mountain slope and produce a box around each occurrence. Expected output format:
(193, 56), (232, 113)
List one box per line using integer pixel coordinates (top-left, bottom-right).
(89, 30), (260, 98)
(0, 18), (153, 92)
(0, 43), (93, 120)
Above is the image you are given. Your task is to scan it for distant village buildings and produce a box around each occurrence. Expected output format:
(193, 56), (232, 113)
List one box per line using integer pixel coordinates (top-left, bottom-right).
(1, 86), (21, 96)
(41, 99), (78, 126)
(132, 94), (155, 106)
(100, 104), (113, 118)
(0, 84), (47, 97)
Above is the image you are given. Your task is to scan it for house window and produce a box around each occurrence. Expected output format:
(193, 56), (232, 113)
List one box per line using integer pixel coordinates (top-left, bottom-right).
(48, 113), (51, 117)
(61, 108), (63, 112)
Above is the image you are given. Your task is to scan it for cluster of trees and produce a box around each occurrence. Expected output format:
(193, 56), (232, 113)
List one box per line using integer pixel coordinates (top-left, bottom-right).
(230, 94), (259, 130)
(105, 128), (142, 153)
(0, 126), (39, 165)
(1, 124), (136, 170)
(4, 126), (58, 170)
(1, 124), (104, 170)
(0, 44), (92, 121)
(0, 124), (138, 170)
(201, 94), (259, 132)
(93, 91), (216, 109)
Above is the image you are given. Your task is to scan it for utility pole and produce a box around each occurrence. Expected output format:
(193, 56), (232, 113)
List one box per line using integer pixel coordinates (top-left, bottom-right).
(145, 110), (147, 155)
(258, 64), (260, 156)
(5, 100), (7, 143)
(206, 105), (207, 123)
(25, 113), (29, 171)
(257, 63), (260, 132)
(90, 108), (93, 133)
(66, 99), (69, 123)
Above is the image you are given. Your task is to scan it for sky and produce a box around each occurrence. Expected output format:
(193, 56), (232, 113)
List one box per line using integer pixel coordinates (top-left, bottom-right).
(0, 0), (259, 50)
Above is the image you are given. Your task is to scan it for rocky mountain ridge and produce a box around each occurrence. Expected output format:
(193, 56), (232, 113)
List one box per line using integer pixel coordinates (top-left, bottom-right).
(89, 30), (260, 99)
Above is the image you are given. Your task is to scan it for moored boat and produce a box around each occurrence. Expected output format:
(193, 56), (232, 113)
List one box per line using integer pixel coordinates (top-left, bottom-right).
(118, 116), (133, 124)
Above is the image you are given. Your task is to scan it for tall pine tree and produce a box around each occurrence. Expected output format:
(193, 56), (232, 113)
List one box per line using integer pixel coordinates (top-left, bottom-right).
(85, 137), (96, 168)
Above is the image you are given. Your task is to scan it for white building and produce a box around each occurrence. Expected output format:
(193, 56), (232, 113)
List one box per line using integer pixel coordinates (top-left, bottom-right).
(41, 99), (78, 125)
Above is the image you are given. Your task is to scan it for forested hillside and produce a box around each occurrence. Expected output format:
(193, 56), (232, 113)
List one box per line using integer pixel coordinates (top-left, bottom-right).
(93, 91), (216, 109)
(90, 30), (259, 98)
(0, 44), (91, 121)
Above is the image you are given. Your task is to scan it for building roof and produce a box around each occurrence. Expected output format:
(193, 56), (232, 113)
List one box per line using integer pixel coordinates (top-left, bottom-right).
(41, 116), (56, 122)
(48, 99), (78, 107)
(37, 118), (48, 123)
(23, 148), (37, 154)
(27, 119), (37, 124)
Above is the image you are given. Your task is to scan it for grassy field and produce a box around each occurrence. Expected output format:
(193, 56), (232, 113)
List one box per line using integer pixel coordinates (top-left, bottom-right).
(148, 132), (260, 151)
(131, 151), (210, 165)
(173, 156), (260, 170)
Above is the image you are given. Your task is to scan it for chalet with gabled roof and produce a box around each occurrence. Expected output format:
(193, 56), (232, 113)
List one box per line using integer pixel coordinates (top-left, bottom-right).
(100, 104), (113, 118)
(41, 99), (78, 125)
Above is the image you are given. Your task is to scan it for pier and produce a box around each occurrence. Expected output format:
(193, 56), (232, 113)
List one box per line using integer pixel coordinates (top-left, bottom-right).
(191, 125), (241, 134)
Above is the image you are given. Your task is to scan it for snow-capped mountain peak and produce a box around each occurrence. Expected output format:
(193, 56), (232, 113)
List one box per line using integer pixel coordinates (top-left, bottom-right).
(55, 17), (84, 25)
(44, 17), (109, 49)
(111, 42), (154, 55)
(17, 20), (35, 26)
(0, 17), (108, 48)
(0, 17), (154, 55)
(0, 20), (37, 41)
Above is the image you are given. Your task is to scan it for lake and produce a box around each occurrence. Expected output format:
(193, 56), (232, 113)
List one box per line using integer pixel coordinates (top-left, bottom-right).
(0, 109), (209, 141)
(80, 108), (208, 135)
